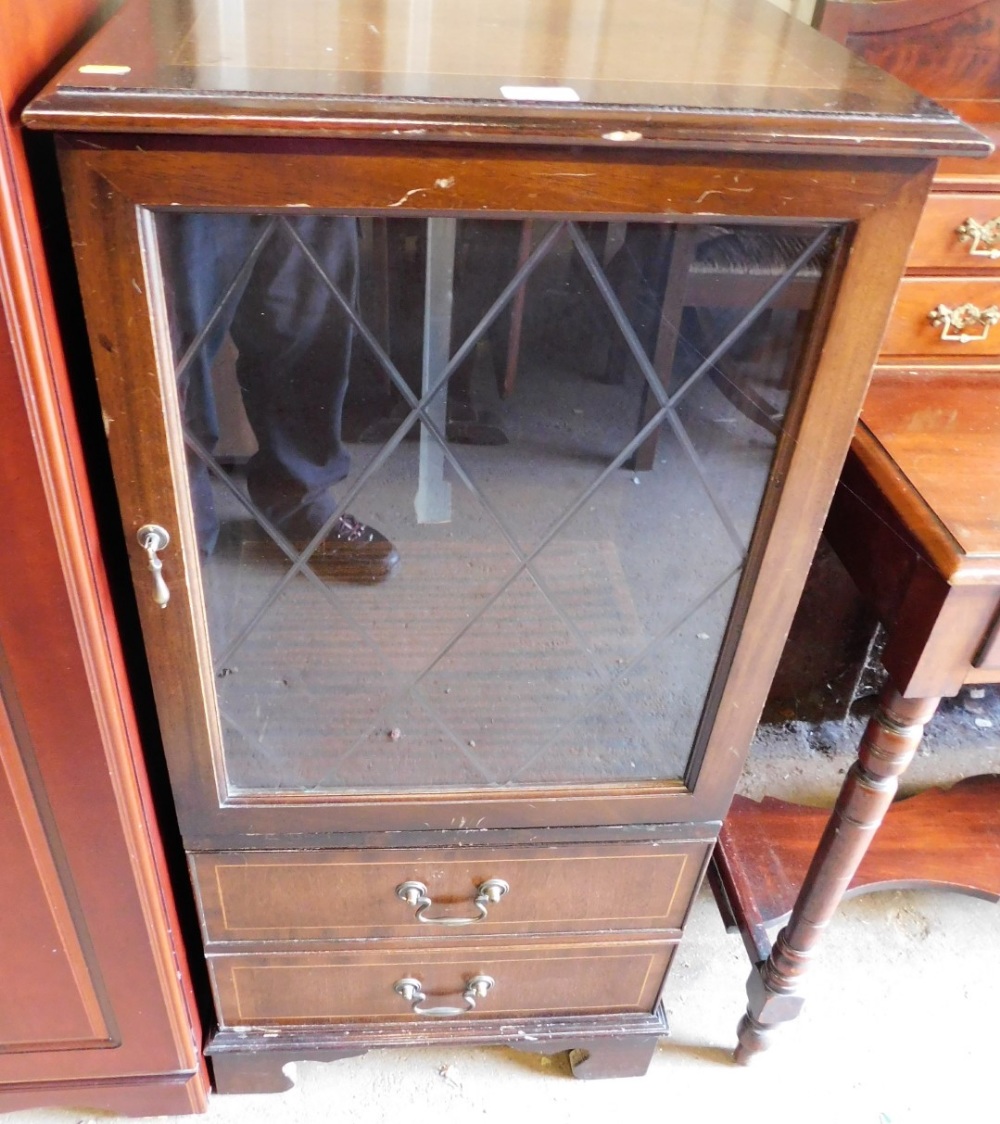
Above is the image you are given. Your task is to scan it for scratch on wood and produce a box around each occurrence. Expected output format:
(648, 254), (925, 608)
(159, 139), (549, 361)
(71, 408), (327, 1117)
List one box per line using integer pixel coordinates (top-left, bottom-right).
(695, 184), (755, 202)
(387, 187), (431, 207)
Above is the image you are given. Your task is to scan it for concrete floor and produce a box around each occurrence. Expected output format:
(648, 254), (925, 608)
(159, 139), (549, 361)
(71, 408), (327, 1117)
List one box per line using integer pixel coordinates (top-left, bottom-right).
(5, 695), (998, 1124)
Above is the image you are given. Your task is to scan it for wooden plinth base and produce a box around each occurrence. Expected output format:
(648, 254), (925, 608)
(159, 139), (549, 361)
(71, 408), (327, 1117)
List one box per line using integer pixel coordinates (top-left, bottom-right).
(207, 1007), (668, 1092)
(0, 1071), (207, 1118)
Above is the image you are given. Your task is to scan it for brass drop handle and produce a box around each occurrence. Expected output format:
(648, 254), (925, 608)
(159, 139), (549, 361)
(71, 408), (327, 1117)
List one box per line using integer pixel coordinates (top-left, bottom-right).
(393, 975), (495, 1017)
(395, 879), (509, 925)
(956, 217), (1000, 259)
(137, 524), (171, 607)
(928, 302), (1000, 344)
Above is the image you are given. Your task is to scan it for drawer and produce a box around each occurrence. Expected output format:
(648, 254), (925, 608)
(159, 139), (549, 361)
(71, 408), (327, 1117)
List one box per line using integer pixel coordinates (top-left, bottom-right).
(881, 278), (1000, 361)
(190, 841), (709, 944)
(908, 194), (1000, 272)
(208, 938), (675, 1025)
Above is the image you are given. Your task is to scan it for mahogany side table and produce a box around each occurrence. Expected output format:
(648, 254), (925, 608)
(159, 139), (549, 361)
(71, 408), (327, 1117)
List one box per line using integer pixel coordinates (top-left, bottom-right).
(713, 371), (1000, 1061)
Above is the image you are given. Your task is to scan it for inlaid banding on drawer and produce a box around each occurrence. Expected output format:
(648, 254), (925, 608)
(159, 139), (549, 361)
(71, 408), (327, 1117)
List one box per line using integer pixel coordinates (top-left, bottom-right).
(209, 939), (675, 1024)
(191, 842), (708, 943)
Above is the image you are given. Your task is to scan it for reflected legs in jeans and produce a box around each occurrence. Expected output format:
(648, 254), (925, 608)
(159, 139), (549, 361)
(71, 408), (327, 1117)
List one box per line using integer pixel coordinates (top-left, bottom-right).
(168, 213), (398, 581)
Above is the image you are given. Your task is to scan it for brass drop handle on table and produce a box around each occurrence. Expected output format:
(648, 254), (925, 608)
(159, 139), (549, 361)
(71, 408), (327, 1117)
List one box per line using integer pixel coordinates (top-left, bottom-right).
(928, 302), (1000, 344)
(956, 217), (1000, 259)
(393, 975), (495, 1017)
(395, 878), (510, 925)
(137, 524), (171, 607)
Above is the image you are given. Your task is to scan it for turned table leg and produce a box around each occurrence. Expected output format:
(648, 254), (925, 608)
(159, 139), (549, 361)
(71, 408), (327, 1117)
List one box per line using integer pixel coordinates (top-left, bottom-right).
(734, 684), (940, 1063)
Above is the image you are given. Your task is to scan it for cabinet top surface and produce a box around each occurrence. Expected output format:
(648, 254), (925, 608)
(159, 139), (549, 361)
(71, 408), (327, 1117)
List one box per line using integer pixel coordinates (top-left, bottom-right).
(863, 372), (1000, 562)
(24, 0), (989, 157)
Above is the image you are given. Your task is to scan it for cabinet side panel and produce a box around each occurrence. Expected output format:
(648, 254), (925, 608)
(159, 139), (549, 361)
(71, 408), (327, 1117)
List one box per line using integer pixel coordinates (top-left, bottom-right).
(0, 680), (110, 1050)
(0, 0), (206, 1106)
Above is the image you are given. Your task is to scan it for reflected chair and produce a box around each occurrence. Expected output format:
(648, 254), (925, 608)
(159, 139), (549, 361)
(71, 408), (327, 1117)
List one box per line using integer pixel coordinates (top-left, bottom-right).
(598, 222), (830, 470)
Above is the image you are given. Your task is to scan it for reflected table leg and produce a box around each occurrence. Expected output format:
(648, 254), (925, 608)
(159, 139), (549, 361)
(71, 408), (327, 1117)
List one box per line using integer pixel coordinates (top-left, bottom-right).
(415, 216), (455, 524)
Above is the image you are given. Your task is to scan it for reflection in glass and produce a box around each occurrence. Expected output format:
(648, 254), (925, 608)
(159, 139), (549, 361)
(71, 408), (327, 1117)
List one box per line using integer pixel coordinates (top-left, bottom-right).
(154, 211), (835, 795)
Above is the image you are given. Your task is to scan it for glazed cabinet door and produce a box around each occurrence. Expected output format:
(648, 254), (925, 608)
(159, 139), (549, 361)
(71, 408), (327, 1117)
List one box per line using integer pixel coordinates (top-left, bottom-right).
(57, 139), (927, 844)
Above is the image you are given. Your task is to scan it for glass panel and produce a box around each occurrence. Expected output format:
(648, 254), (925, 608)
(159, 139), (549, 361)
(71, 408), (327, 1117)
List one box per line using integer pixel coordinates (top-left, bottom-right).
(154, 211), (836, 795)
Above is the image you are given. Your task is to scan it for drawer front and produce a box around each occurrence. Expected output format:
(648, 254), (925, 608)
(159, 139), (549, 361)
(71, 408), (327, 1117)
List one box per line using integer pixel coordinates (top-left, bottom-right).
(881, 278), (1000, 361)
(908, 194), (1000, 273)
(191, 841), (709, 944)
(209, 939), (675, 1025)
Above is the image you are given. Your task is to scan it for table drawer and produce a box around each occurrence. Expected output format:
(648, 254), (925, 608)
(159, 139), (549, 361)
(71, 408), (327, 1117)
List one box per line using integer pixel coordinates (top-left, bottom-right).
(908, 193), (1000, 272)
(881, 278), (1000, 361)
(191, 841), (709, 944)
(209, 938), (675, 1025)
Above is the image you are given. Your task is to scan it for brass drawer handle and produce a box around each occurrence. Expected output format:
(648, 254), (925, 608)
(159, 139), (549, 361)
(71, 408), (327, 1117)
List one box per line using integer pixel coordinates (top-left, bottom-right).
(137, 524), (171, 607)
(396, 879), (509, 925)
(393, 975), (495, 1017)
(957, 217), (1000, 259)
(928, 302), (1000, 344)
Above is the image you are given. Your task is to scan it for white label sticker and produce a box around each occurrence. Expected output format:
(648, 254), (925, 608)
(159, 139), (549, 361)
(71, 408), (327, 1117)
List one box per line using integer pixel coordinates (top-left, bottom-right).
(500, 85), (580, 102)
(79, 64), (132, 76)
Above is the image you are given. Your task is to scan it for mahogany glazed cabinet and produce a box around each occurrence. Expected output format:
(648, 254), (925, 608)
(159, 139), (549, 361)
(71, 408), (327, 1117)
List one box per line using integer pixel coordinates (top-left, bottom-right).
(26, 0), (986, 1089)
(0, 0), (207, 1113)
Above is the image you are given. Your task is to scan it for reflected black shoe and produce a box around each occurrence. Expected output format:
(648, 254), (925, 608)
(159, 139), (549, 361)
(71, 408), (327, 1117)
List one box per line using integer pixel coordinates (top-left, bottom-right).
(292, 514), (399, 584)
